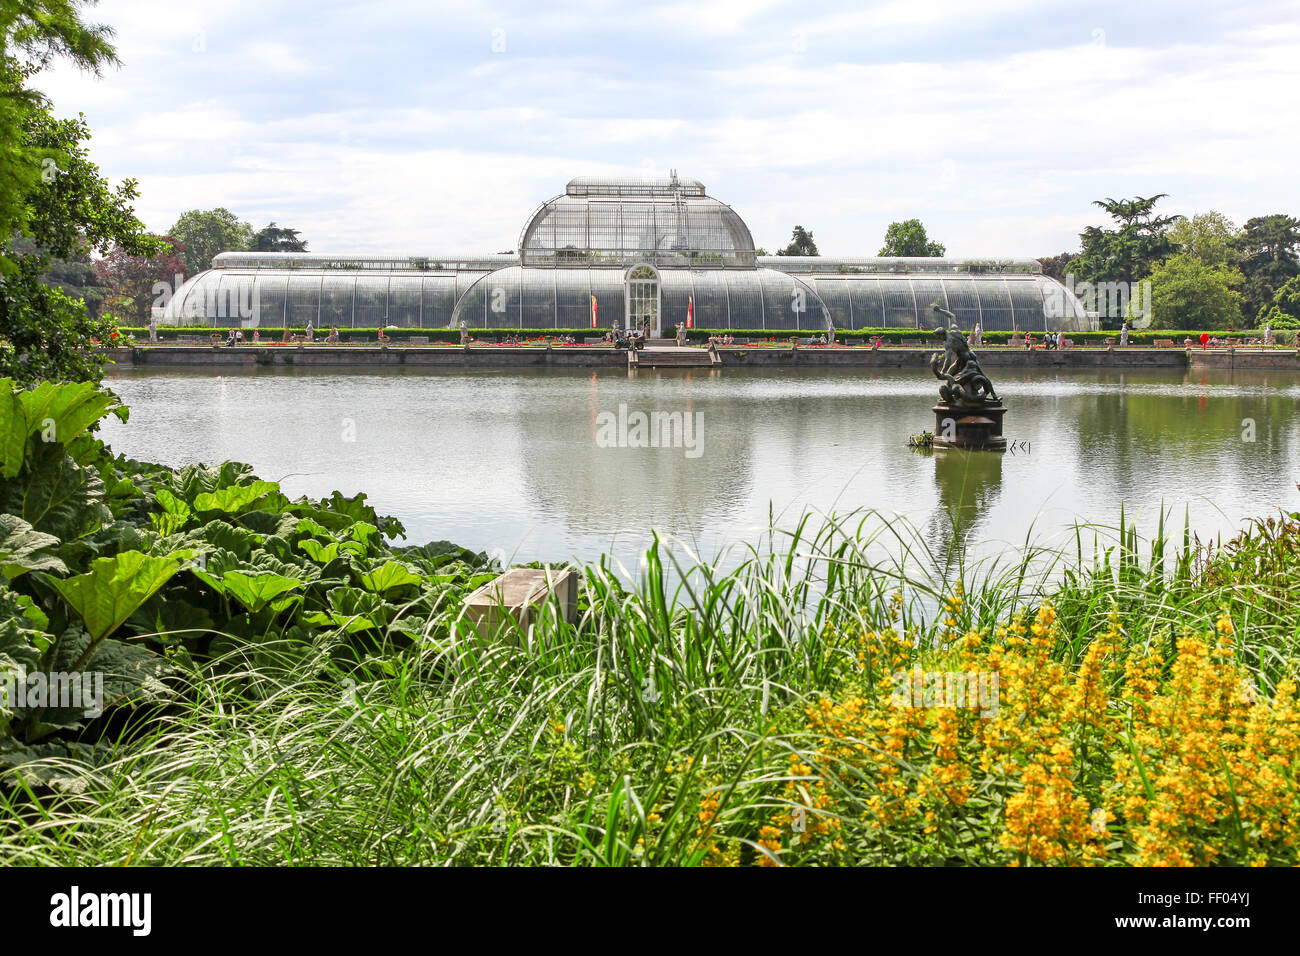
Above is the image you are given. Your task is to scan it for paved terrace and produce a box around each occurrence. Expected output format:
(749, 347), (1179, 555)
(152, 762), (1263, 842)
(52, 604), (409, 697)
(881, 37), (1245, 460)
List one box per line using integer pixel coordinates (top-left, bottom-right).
(103, 344), (1300, 371)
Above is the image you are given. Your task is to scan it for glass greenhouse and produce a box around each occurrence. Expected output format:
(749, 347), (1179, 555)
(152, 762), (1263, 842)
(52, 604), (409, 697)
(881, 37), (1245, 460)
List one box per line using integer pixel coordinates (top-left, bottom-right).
(161, 174), (1093, 334)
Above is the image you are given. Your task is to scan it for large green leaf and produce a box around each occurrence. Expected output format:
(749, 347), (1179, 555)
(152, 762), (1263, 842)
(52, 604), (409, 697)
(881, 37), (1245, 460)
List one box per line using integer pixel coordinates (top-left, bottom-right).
(303, 586), (392, 632)
(0, 380), (124, 481)
(0, 513), (66, 579)
(220, 571), (302, 613)
(50, 551), (188, 643)
(167, 461), (256, 504)
(192, 480), (286, 515)
(17, 381), (122, 452)
(0, 442), (111, 541)
(298, 539), (341, 563)
(0, 384), (26, 480)
(359, 560), (424, 593)
(149, 487), (192, 537)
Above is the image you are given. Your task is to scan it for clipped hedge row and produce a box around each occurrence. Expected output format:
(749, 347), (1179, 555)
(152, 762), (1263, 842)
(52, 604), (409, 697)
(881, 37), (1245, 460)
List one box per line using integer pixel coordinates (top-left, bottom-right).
(119, 326), (605, 344)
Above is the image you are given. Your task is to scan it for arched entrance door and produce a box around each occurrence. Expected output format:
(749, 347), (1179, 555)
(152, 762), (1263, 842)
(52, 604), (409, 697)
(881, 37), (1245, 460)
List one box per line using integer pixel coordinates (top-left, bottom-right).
(624, 263), (661, 338)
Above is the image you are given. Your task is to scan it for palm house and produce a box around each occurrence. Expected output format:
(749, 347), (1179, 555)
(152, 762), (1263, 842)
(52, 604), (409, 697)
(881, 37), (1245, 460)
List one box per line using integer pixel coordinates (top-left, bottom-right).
(161, 173), (1093, 335)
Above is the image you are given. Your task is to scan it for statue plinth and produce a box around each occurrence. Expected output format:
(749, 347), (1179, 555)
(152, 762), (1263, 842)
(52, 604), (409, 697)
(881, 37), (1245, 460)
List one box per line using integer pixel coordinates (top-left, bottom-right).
(933, 404), (1007, 451)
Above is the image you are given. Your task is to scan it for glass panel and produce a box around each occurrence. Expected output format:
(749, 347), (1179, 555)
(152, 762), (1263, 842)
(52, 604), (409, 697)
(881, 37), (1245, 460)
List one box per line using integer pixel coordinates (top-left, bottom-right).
(286, 275), (320, 327)
(252, 275), (288, 328)
(177, 272), (224, 323)
(1008, 280), (1046, 332)
(813, 278), (852, 329)
(759, 270), (802, 330)
(421, 276), (456, 328)
(388, 276), (422, 327)
(880, 279), (918, 328)
(454, 276), (488, 328)
(690, 270), (728, 330)
(522, 270), (555, 328)
(214, 274), (254, 327)
(725, 271), (764, 329)
(975, 279), (1014, 331)
(941, 278), (982, 331)
(659, 270), (692, 330)
(320, 276), (354, 328)
(910, 279), (946, 328)
(555, 269), (590, 329)
(355, 276), (387, 327)
(848, 279), (884, 328)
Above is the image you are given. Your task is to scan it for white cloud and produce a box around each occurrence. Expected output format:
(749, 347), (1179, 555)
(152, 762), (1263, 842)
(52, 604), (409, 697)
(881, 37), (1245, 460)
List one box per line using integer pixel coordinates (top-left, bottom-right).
(33, 0), (1300, 256)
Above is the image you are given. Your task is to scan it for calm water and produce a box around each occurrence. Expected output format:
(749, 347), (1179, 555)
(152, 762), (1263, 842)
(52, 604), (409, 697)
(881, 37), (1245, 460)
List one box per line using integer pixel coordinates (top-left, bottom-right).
(100, 365), (1300, 574)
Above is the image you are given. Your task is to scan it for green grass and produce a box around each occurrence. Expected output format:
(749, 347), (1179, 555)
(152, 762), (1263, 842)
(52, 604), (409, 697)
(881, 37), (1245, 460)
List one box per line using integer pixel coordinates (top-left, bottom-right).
(3, 502), (1296, 866)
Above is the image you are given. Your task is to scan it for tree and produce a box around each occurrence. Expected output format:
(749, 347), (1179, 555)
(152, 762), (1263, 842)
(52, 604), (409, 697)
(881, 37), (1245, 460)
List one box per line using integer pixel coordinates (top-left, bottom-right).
(1037, 252), (1075, 282)
(879, 219), (945, 257)
(1256, 275), (1300, 329)
(95, 235), (187, 325)
(252, 221), (308, 252)
(0, 1), (117, 252)
(1169, 211), (1240, 268)
(168, 207), (253, 274)
(1, 13), (164, 385)
(1147, 254), (1242, 330)
(1235, 214), (1300, 324)
(1068, 195), (1181, 285)
(775, 225), (818, 257)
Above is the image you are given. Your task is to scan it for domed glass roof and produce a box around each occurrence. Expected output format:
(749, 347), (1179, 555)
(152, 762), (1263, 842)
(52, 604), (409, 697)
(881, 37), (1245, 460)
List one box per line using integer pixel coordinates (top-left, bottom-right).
(518, 173), (756, 268)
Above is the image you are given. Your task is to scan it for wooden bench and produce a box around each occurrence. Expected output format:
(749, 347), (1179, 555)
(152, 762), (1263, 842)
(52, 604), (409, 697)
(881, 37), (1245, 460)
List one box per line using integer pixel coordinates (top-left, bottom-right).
(900, 338), (922, 347)
(1154, 339), (1177, 348)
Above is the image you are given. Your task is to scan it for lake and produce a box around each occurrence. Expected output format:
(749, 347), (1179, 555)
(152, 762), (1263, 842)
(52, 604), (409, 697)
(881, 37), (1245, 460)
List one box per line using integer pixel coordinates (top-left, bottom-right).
(100, 365), (1300, 577)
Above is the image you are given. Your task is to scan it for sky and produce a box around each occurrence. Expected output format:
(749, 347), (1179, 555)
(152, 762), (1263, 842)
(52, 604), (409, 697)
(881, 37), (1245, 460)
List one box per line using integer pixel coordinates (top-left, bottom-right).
(35, 0), (1300, 259)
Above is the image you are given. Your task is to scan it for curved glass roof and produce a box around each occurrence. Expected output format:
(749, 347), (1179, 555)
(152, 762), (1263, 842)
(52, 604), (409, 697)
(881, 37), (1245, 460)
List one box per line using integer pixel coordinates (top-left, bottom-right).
(161, 266), (1088, 333)
(518, 174), (755, 269)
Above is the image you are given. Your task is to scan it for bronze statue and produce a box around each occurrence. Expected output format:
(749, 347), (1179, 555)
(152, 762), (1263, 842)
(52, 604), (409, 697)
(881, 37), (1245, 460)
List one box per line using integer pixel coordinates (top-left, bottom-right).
(929, 307), (999, 407)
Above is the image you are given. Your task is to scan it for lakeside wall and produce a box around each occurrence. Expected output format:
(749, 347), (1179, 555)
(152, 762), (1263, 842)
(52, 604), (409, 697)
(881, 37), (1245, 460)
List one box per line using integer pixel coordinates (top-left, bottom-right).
(104, 345), (1300, 371)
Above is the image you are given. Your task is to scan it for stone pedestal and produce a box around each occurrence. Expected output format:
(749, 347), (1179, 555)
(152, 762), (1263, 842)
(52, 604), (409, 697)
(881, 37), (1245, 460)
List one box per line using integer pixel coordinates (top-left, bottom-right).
(933, 404), (1007, 451)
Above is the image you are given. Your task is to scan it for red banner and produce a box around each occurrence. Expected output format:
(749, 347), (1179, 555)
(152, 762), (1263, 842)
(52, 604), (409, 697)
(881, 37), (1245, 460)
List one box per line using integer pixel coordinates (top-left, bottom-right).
(591, 294), (598, 328)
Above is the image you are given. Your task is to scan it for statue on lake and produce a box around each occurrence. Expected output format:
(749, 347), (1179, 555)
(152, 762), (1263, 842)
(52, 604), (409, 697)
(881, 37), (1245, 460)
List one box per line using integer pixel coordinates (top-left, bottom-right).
(929, 307), (1000, 408)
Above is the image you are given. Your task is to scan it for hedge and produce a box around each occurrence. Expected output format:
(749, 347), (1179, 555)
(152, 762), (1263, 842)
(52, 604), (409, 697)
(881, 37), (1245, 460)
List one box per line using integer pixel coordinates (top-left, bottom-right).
(118, 326), (606, 345)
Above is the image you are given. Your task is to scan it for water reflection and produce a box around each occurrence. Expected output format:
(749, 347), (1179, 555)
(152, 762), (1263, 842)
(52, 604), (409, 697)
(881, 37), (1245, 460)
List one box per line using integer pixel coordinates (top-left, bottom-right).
(97, 365), (1300, 573)
(927, 449), (1005, 568)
